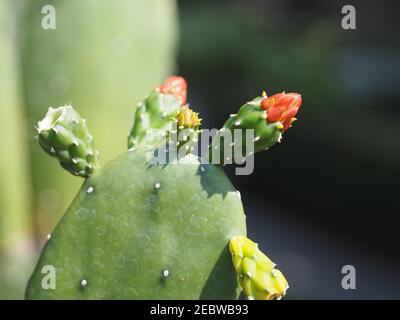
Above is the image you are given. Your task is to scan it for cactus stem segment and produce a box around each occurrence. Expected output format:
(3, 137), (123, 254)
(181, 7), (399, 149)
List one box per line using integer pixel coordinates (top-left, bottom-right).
(37, 105), (100, 178)
(128, 76), (190, 149)
(229, 235), (289, 300)
(211, 90), (301, 165)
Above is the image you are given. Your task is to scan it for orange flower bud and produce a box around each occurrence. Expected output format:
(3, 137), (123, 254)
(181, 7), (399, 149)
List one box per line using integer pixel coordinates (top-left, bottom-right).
(261, 92), (302, 131)
(159, 76), (187, 105)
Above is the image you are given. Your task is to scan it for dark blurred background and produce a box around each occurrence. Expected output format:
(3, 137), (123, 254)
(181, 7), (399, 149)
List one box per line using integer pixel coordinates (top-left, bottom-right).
(1, 0), (400, 299)
(176, 0), (400, 299)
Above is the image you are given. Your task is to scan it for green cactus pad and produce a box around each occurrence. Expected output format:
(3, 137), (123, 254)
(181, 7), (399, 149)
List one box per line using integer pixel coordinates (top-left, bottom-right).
(229, 235), (288, 300)
(37, 106), (99, 178)
(26, 148), (246, 299)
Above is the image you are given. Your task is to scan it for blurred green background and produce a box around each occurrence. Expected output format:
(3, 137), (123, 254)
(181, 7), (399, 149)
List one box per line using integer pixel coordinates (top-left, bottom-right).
(1, 0), (400, 299)
(0, 0), (177, 299)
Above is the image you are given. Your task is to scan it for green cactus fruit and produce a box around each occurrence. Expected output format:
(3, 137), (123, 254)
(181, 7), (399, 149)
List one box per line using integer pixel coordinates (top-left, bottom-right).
(229, 235), (289, 300)
(26, 147), (246, 299)
(214, 96), (282, 165)
(223, 97), (282, 152)
(128, 76), (188, 150)
(127, 77), (201, 158)
(127, 90), (182, 149)
(37, 106), (100, 178)
(211, 91), (301, 164)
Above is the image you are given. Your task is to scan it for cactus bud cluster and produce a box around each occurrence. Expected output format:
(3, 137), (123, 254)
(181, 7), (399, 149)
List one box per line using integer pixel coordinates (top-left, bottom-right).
(36, 106), (99, 177)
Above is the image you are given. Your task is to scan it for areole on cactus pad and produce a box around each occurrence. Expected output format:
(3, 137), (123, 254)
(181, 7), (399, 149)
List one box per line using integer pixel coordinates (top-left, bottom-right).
(27, 76), (301, 300)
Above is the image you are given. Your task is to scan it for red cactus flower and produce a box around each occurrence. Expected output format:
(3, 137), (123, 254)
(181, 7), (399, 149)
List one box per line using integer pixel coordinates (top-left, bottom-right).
(159, 76), (187, 105)
(261, 92), (302, 131)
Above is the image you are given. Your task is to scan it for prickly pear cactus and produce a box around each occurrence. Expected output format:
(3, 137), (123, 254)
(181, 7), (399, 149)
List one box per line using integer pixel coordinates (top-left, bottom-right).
(26, 77), (302, 300)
